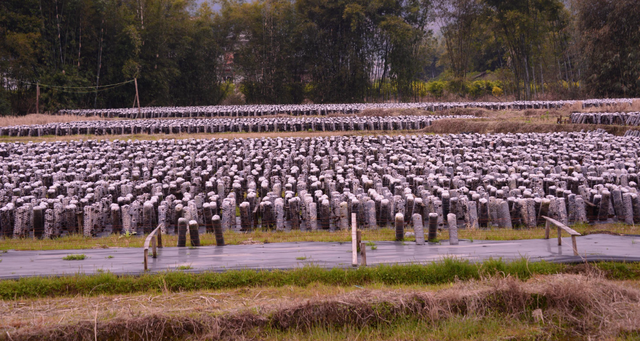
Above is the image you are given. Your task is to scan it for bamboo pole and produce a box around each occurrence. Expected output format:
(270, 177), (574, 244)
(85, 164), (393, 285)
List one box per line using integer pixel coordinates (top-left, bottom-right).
(134, 78), (141, 118)
(36, 82), (40, 114)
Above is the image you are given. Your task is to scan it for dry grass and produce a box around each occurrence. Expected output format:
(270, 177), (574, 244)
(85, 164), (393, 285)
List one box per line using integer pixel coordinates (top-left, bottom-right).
(3, 273), (639, 340)
(349, 108), (433, 117)
(0, 283), (421, 337)
(1, 222), (636, 251)
(424, 118), (630, 135)
(442, 107), (495, 117)
(567, 101), (584, 113)
(0, 114), (120, 127)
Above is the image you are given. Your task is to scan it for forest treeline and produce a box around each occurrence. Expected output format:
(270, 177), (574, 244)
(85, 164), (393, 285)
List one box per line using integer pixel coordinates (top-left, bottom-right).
(1, 0), (639, 114)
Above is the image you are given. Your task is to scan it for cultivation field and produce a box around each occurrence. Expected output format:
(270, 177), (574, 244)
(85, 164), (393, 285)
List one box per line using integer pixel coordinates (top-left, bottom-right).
(571, 111), (640, 126)
(1, 130), (639, 241)
(1, 100), (640, 340)
(0, 115), (472, 137)
(55, 98), (637, 118)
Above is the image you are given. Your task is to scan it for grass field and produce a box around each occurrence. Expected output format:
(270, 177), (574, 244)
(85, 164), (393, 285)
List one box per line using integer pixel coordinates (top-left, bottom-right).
(0, 222), (636, 251)
(0, 258), (573, 299)
(1, 259), (639, 340)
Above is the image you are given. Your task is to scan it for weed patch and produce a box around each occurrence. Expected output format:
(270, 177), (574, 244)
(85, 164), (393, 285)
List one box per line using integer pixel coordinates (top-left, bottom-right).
(62, 254), (86, 261)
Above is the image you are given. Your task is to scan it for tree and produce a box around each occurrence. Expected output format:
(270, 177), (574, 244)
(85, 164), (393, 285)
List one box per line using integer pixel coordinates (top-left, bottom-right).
(576, 0), (640, 97)
(435, 0), (482, 80)
(482, 0), (566, 100)
(172, 3), (228, 105)
(221, 0), (304, 104)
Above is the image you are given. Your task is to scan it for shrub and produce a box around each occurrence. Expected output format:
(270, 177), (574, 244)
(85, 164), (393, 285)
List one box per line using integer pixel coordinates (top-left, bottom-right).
(492, 86), (504, 97)
(468, 81), (485, 98)
(413, 81), (428, 98)
(427, 81), (445, 98)
(446, 78), (468, 96)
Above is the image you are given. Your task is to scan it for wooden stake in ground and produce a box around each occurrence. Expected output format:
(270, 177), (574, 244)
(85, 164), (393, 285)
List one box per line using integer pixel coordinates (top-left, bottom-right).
(351, 213), (357, 267)
(134, 78), (141, 118)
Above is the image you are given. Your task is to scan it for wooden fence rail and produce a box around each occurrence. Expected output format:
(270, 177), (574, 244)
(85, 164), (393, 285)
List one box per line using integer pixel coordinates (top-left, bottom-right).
(143, 225), (163, 271)
(542, 215), (581, 256)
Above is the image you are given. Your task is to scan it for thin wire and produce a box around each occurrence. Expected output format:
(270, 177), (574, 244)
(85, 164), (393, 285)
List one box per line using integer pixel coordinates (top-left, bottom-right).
(45, 86), (131, 94)
(14, 79), (135, 90)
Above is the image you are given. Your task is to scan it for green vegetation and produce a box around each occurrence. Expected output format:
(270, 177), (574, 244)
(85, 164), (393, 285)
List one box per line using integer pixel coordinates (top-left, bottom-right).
(1, 258), (639, 300)
(258, 315), (545, 341)
(365, 241), (378, 250)
(61, 254), (86, 261)
(175, 265), (193, 271)
(576, 0), (640, 97)
(1, 0), (638, 115)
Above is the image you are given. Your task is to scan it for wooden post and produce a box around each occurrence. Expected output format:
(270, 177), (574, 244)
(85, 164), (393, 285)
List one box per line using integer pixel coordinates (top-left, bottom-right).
(351, 213), (358, 267)
(134, 78), (141, 118)
(144, 249), (148, 271)
(544, 220), (550, 239)
(557, 226), (562, 246)
(144, 226), (162, 270)
(151, 234), (157, 258)
(36, 82), (40, 114)
(356, 230), (361, 252)
(542, 216), (581, 255)
(360, 242), (367, 266)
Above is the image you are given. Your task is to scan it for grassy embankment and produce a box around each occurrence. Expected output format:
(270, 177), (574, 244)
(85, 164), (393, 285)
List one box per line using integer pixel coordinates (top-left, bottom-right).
(1, 259), (639, 340)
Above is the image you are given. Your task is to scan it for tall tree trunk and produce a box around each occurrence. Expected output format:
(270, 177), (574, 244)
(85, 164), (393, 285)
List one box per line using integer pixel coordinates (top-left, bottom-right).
(55, 0), (64, 66)
(524, 54), (531, 100)
(532, 61), (537, 99)
(94, 19), (104, 108)
(540, 63), (544, 96)
(77, 22), (82, 68)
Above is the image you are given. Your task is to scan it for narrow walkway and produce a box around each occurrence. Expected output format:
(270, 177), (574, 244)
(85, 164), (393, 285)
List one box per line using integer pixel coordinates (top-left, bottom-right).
(0, 234), (638, 279)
